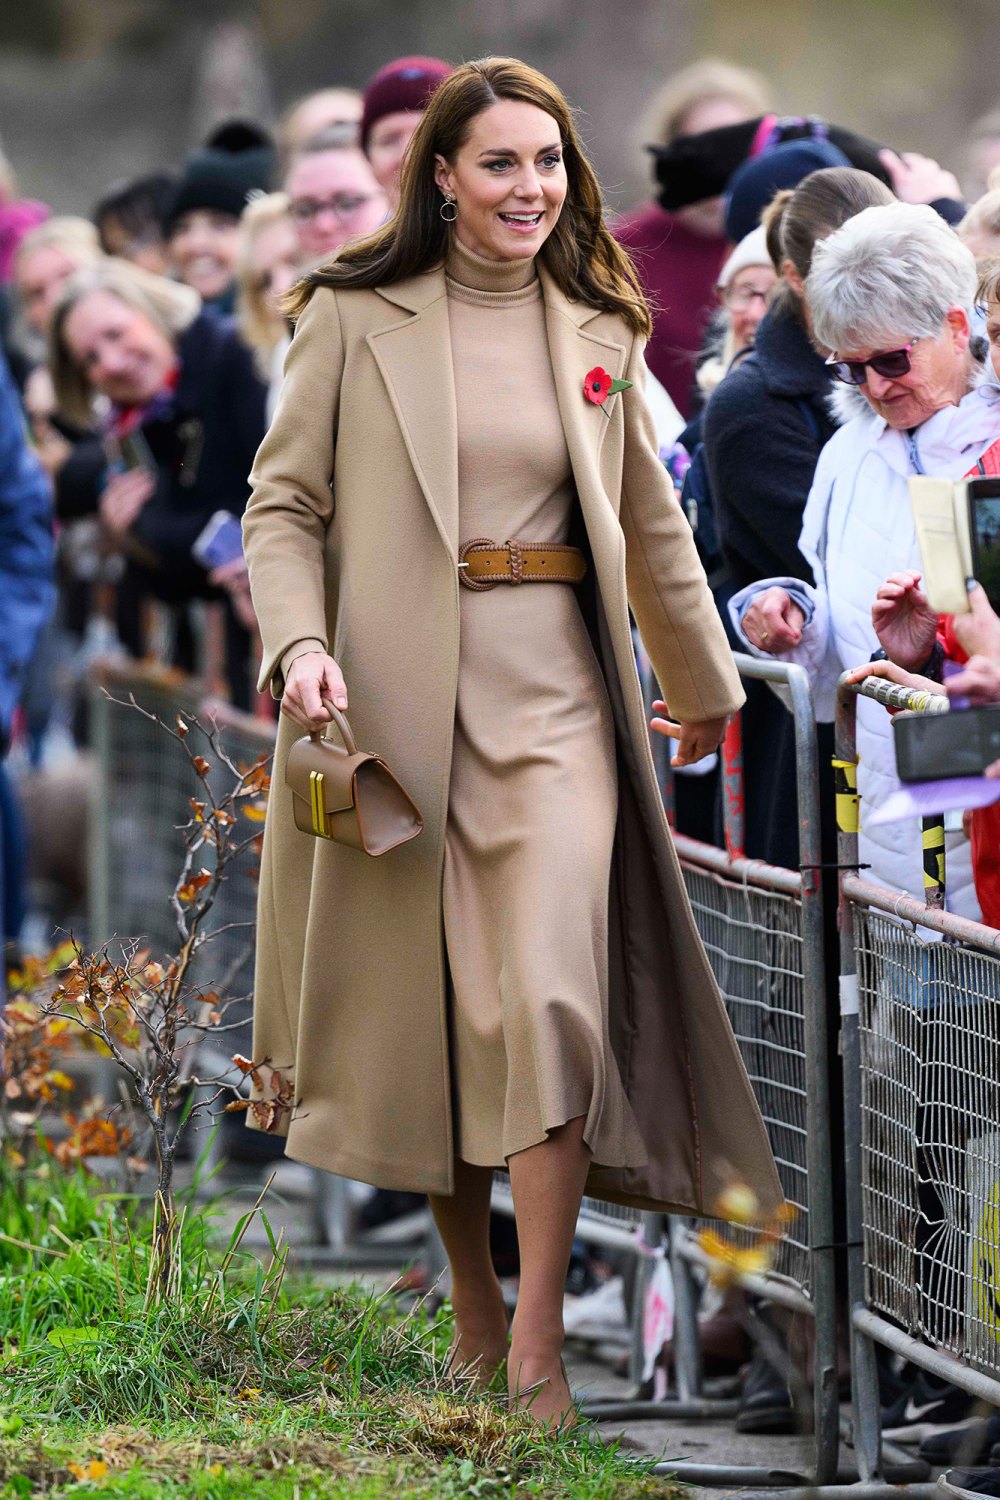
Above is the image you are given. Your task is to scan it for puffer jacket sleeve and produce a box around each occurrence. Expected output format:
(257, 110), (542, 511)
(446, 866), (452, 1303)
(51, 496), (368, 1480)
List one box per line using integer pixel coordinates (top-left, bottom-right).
(727, 447), (843, 720)
(243, 288), (343, 697)
(619, 333), (745, 723)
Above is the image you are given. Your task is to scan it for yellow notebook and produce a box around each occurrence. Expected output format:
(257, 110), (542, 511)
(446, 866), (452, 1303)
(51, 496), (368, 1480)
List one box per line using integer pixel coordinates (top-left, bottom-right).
(908, 475), (973, 616)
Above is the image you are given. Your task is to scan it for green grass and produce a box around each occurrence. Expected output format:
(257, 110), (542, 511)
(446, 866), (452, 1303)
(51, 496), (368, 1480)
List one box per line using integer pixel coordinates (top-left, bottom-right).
(0, 1162), (679, 1498)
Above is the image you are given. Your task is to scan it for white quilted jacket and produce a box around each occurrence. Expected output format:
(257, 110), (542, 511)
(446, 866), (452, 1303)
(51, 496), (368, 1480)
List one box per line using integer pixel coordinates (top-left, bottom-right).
(731, 379), (1000, 919)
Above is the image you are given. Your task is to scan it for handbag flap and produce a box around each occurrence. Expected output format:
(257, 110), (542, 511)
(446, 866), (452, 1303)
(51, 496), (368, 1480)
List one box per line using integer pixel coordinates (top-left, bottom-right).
(285, 736), (372, 815)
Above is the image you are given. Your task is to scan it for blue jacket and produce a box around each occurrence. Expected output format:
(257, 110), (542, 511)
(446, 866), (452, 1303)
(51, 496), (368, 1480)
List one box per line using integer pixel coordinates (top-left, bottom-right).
(0, 351), (54, 745)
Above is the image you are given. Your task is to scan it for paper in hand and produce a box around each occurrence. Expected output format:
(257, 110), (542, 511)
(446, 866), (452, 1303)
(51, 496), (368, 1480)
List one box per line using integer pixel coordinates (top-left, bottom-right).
(867, 776), (1000, 825)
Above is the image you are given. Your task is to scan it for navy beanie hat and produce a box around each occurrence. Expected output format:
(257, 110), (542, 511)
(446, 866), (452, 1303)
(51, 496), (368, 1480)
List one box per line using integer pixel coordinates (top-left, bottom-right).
(163, 120), (276, 234)
(724, 138), (852, 243)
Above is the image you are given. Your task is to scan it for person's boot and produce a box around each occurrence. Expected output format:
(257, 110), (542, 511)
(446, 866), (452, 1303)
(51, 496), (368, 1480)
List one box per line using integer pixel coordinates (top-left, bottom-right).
(735, 1350), (795, 1434)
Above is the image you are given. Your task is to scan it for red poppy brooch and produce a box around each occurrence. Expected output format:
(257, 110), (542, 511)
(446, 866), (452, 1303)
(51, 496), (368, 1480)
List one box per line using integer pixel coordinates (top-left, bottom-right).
(584, 366), (632, 416)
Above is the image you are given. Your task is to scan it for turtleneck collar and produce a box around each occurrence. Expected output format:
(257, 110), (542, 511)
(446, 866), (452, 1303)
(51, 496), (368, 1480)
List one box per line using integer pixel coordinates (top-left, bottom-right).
(445, 234), (538, 298)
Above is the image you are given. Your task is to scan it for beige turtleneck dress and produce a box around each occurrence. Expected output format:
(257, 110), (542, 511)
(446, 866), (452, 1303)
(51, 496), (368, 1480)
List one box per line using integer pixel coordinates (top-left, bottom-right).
(443, 238), (646, 1171)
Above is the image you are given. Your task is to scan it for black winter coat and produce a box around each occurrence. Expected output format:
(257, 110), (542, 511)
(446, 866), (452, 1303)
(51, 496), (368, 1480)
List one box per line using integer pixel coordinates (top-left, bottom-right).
(703, 300), (837, 590)
(124, 310), (267, 605)
(700, 300), (838, 873)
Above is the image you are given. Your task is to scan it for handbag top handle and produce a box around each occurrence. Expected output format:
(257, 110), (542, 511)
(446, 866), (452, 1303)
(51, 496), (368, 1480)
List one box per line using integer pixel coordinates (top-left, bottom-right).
(314, 698), (359, 754)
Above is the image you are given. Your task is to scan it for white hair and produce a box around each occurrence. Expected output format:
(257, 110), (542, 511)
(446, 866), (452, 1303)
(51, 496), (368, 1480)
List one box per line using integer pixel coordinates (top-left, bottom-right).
(807, 202), (977, 354)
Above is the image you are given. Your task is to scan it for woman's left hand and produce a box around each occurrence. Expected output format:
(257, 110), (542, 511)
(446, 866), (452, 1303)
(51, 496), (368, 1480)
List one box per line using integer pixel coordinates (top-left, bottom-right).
(843, 658), (939, 696)
(209, 556), (257, 633)
(650, 700), (728, 766)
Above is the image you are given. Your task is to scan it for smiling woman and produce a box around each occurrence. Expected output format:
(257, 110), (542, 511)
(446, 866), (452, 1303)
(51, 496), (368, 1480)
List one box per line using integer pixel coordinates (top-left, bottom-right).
(244, 55), (780, 1433)
(432, 109), (567, 261)
(47, 258), (267, 706)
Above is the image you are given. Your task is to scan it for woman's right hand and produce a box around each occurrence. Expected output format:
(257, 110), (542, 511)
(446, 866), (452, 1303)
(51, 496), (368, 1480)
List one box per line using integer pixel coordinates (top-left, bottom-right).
(870, 570), (937, 669)
(741, 587), (805, 653)
(282, 651), (349, 732)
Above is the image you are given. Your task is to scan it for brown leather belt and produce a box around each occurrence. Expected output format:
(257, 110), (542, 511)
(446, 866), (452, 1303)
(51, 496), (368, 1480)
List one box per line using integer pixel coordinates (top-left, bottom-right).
(458, 537), (587, 591)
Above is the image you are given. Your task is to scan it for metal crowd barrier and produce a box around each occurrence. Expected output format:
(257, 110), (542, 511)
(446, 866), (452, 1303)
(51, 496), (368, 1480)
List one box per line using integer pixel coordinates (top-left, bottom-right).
(836, 674), (1000, 1499)
(588, 652), (845, 1494)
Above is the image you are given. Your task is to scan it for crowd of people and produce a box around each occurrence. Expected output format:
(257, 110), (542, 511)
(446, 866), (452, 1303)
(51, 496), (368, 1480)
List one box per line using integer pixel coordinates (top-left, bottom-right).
(3, 42), (1000, 1480)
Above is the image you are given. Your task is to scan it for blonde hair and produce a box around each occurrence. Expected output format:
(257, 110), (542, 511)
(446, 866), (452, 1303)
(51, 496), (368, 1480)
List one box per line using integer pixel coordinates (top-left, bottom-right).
(236, 192), (294, 373)
(49, 258), (199, 426)
(14, 216), (102, 280)
(647, 58), (771, 146)
(976, 256), (1000, 308)
(278, 88), (362, 162)
(959, 189), (1000, 257)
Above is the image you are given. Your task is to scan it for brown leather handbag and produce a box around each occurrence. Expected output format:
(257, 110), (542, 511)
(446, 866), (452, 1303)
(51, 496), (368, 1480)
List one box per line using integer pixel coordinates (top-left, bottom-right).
(284, 702), (423, 856)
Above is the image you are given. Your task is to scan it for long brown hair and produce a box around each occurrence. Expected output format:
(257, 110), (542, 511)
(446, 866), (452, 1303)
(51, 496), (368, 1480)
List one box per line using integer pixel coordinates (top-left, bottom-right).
(762, 167), (894, 319)
(286, 56), (651, 336)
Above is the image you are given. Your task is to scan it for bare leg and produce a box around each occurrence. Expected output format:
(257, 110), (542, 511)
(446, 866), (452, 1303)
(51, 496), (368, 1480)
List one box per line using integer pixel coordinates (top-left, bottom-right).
(507, 1115), (591, 1428)
(428, 1157), (508, 1387)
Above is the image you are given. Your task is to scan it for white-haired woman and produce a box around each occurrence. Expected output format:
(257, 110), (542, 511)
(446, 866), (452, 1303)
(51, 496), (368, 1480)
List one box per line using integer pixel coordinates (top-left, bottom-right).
(49, 259), (267, 703)
(736, 201), (1000, 916)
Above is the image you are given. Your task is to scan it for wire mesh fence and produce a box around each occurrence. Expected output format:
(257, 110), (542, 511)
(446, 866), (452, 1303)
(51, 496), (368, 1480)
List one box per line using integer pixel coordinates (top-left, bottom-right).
(854, 900), (1000, 1381)
(678, 856), (811, 1292)
(88, 661), (276, 1054)
(837, 674), (1000, 1488)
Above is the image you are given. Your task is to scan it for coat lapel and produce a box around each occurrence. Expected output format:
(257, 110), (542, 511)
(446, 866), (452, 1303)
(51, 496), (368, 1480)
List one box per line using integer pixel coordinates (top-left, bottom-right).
(366, 269), (458, 557)
(540, 265), (628, 504)
(366, 264), (628, 560)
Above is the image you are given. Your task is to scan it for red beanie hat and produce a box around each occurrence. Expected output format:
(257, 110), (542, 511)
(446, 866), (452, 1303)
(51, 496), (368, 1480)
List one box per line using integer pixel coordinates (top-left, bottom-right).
(360, 56), (452, 150)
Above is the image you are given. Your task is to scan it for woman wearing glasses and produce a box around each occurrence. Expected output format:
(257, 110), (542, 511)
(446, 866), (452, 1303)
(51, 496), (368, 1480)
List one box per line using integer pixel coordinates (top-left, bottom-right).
(736, 200), (1000, 914)
(283, 126), (387, 269)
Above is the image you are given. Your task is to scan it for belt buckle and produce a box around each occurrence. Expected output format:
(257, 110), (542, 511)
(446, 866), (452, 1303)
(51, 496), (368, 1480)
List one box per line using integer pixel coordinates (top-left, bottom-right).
(458, 536), (505, 591)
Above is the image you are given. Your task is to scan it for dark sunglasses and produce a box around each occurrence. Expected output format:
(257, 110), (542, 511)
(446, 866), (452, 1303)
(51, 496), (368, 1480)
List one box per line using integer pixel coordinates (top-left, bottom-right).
(825, 337), (923, 386)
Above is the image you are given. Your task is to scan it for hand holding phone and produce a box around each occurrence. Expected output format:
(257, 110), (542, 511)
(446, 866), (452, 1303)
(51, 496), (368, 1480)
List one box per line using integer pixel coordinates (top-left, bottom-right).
(192, 510), (245, 571)
(968, 477), (1000, 614)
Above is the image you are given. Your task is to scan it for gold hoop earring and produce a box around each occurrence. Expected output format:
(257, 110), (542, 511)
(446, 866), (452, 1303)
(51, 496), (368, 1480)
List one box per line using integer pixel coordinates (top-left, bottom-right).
(439, 195), (458, 222)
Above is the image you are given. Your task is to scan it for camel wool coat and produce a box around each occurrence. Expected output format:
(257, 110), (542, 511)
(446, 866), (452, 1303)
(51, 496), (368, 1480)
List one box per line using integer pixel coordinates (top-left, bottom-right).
(242, 259), (784, 1217)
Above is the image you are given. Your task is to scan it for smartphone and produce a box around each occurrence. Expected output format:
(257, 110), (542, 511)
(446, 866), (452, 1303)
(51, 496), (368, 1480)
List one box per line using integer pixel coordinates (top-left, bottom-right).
(192, 510), (245, 571)
(893, 704), (1000, 782)
(968, 476), (1000, 612)
(103, 428), (157, 476)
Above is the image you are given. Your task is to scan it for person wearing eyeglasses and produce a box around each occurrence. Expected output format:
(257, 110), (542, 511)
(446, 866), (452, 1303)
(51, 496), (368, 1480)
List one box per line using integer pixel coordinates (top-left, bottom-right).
(284, 125), (387, 269)
(735, 200), (1000, 919)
